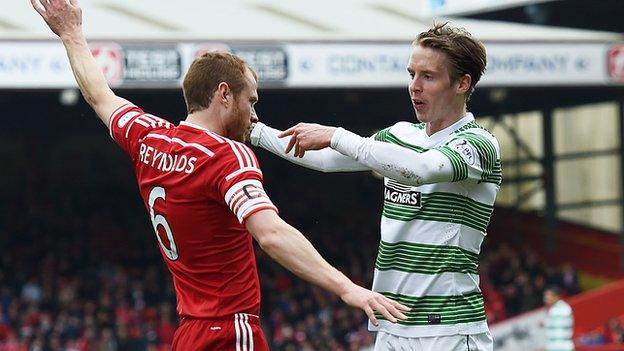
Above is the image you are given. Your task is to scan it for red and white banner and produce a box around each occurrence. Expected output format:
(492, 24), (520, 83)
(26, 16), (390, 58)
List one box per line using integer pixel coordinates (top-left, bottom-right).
(607, 45), (624, 81)
(91, 43), (124, 86)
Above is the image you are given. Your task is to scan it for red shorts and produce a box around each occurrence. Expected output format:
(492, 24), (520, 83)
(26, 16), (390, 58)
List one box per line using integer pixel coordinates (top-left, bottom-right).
(172, 313), (269, 351)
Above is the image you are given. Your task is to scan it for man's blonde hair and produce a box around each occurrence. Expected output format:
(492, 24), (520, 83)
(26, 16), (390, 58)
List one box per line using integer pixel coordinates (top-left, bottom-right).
(414, 23), (487, 101)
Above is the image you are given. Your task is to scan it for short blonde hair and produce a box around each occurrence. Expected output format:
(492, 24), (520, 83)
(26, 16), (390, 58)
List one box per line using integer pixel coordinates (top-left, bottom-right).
(182, 52), (257, 114)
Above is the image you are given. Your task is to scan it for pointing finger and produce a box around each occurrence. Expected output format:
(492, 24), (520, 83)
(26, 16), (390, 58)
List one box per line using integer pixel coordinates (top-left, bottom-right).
(278, 126), (297, 138)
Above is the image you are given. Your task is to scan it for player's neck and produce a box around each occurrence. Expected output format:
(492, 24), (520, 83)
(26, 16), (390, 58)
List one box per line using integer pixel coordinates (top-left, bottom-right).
(425, 105), (467, 136)
(185, 109), (226, 136)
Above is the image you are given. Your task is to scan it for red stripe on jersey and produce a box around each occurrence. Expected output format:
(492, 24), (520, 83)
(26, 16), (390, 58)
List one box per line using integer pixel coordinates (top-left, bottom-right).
(206, 131), (226, 144)
(233, 142), (253, 168)
(140, 114), (156, 126)
(228, 191), (246, 213)
(238, 200), (276, 219)
(243, 144), (257, 168)
(143, 114), (170, 128)
(132, 114), (164, 128)
(225, 139), (245, 169)
(233, 141), (251, 168)
(109, 104), (141, 139)
(241, 205), (278, 223)
(229, 189), (267, 215)
(229, 191), (248, 214)
(238, 201), (275, 221)
(110, 103), (134, 121)
(235, 142), (255, 168)
(124, 113), (150, 139)
(224, 167), (263, 182)
(229, 185), (266, 201)
(110, 104), (136, 125)
(231, 192), (266, 215)
(239, 144), (258, 169)
(133, 115), (151, 128)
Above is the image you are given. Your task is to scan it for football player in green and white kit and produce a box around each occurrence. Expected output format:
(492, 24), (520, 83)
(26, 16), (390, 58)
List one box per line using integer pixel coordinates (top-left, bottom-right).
(251, 23), (500, 351)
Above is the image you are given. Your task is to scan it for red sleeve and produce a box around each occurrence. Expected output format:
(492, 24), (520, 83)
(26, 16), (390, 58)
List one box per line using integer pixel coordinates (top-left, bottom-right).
(213, 139), (278, 224)
(108, 103), (173, 160)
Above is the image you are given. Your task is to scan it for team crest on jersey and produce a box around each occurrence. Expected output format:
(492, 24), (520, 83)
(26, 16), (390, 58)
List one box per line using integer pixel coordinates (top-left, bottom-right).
(384, 181), (421, 207)
(117, 111), (140, 128)
(452, 139), (476, 166)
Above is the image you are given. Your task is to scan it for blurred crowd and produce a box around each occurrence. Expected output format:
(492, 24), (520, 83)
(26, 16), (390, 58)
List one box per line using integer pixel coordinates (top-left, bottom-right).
(577, 316), (624, 347)
(479, 242), (581, 324)
(0, 121), (590, 351)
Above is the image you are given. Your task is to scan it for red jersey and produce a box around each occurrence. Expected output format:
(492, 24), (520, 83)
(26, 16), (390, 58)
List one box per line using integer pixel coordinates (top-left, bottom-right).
(108, 103), (277, 319)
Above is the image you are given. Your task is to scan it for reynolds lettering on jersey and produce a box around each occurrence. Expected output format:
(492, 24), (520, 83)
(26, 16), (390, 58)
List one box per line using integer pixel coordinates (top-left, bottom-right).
(138, 143), (197, 174)
(384, 179), (421, 207)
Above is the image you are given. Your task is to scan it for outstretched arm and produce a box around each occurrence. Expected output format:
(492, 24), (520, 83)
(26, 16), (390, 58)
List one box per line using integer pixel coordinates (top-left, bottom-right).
(280, 123), (454, 186)
(31, 0), (129, 127)
(246, 210), (409, 326)
(251, 122), (369, 172)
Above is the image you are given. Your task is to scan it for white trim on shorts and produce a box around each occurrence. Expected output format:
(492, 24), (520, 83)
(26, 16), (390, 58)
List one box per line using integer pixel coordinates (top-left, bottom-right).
(235, 313), (255, 351)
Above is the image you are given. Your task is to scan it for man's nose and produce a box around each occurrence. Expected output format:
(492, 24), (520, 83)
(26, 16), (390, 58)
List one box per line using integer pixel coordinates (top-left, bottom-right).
(409, 78), (422, 92)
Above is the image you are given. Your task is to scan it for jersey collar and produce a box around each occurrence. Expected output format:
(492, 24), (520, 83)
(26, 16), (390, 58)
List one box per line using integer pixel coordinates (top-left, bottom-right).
(423, 112), (475, 146)
(179, 120), (210, 132)
(179, 120), (233, 143)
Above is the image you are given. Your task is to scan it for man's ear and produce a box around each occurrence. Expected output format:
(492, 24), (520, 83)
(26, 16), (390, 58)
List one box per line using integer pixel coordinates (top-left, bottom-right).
(457, 73), (472, 95)
(217, 82), (230, 106)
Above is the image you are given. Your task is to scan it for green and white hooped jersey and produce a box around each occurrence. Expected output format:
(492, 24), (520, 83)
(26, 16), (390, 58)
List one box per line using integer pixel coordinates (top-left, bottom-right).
(370, 113), (501, 337)
(545, 300), (574, 351)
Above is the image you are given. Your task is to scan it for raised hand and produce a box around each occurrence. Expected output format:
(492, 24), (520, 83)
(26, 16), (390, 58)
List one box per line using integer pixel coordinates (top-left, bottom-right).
(340, 284), (410, 326)
(30, 0), (130, 127)
(278, 123), (336, 157)
(31, 0), (83, 39)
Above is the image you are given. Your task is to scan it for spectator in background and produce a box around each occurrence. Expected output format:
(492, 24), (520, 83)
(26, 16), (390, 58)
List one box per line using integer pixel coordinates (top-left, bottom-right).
(561, 264), (580, 295)
(543, 286), (574, 351)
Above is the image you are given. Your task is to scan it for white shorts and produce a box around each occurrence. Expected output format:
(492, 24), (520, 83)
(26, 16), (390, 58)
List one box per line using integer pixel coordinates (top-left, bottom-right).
(374, 331), (493, 351)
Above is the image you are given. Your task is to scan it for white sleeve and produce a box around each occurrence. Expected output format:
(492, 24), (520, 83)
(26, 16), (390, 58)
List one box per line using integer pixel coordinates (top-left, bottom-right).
(330, 128), (455, 186)
(250, 122), (368, 172)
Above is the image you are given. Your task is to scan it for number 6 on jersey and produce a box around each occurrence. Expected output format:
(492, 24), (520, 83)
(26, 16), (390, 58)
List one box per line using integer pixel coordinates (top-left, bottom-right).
(148, 186), (179, 260)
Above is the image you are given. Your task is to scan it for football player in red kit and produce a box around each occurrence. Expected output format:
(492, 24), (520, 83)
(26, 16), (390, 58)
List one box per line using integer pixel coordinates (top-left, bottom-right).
(31, 0), (409, 349)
